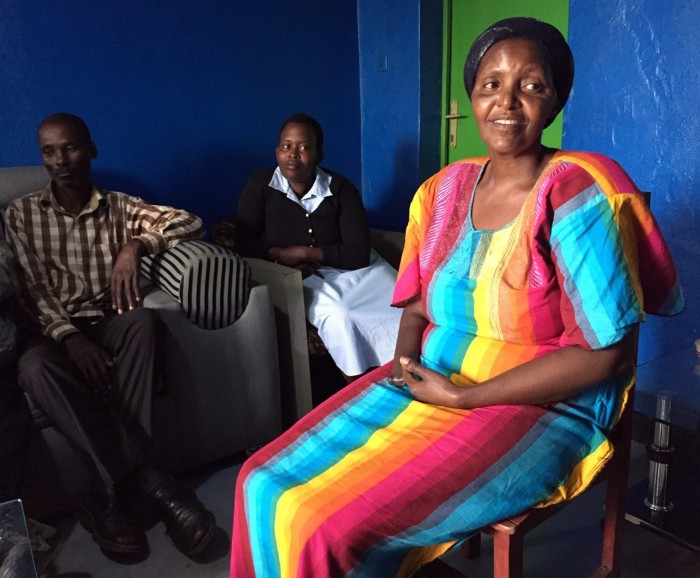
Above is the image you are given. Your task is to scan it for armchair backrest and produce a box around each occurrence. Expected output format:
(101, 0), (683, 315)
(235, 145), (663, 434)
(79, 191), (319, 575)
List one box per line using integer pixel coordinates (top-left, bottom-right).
(0, 167), (48, 238)
(0, 166), (48, 210)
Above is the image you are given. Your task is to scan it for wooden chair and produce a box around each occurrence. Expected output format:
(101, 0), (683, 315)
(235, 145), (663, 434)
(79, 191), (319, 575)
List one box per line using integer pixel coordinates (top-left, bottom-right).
(421, 388), (634, 578)
(421, 356), (637, 578)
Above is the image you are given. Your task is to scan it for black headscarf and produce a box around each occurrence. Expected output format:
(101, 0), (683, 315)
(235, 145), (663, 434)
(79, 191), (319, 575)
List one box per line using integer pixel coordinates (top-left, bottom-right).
(463, 17), (574, 125)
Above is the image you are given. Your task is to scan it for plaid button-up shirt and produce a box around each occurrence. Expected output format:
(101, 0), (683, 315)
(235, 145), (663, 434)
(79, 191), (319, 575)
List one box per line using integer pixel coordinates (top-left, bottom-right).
(5, 184), (204, 342)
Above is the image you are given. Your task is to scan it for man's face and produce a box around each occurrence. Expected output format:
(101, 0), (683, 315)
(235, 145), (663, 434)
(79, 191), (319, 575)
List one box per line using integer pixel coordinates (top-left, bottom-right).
(38, 121), (96, 191)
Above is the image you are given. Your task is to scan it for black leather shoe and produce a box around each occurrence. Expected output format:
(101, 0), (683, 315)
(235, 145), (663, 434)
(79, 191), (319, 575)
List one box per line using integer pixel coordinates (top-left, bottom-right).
(78, 485), (148, 555)
(137, 466), (215, 557)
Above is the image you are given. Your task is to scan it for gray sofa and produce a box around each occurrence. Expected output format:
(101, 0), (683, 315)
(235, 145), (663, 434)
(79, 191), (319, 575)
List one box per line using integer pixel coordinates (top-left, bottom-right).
(0, 166), (282, 519)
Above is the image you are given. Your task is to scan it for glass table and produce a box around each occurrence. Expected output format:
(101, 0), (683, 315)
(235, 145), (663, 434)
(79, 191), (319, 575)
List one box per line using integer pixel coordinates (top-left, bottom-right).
(625, 345), (700, 552)
(0, 499), (38, 577)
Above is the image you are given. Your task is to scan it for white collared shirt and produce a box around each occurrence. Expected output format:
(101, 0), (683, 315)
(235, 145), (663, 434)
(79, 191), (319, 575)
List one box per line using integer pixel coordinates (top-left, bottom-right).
(269, 167), (333, 214)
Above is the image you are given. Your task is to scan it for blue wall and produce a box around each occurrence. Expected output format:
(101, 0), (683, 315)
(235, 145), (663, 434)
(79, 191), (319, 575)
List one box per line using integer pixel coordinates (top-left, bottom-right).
(1, 0), (696, 361)
(566, 0), (699, 362)
(358, 0), (698, 362)
(357, 0), (442, 231)
(0, 0), (361, 231)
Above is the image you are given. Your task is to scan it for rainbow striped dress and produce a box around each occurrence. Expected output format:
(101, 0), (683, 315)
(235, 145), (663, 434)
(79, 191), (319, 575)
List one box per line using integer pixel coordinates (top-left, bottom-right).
(230, 151), (683, 577)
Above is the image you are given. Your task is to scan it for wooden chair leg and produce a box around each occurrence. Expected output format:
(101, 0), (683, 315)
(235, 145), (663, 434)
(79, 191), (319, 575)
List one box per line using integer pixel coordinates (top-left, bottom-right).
(592, 398), (633, 578)
(593, 465), (629, 576)
(460, 532), (482, 559)
(493, 530), (524, 578)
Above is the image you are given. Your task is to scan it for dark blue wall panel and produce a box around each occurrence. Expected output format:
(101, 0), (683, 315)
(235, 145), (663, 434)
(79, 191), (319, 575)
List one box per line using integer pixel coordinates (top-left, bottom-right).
(566, 0), (699, 362)
(358, 0), (420, 231)
(0, 0), (361, 231)
(2, 0), (696, 362)
(357, 0), (442, 232)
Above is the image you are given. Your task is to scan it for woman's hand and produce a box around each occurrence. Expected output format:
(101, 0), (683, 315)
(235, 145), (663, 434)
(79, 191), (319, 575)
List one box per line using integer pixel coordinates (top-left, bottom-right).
(397, 328), (638, 410)
(391, 297), (428, 377)
(270, 246), (306, 267)
(398, 356), (465, 407)
(269, 245), (324, 268)
(296, 262), (324, 279)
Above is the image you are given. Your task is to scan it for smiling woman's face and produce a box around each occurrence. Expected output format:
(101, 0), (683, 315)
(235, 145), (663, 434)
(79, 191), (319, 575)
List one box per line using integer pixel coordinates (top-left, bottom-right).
(276, 122), (319, 192)
(470, 37), (558, 159)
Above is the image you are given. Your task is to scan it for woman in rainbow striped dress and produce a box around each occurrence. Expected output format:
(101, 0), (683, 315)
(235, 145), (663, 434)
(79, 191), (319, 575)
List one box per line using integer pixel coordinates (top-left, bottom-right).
(231, 17), (683, 577)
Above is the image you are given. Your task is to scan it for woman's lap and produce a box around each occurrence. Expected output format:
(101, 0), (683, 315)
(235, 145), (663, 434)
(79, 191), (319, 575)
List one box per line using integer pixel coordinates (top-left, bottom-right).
(232, 366), (609, 577)
(303, 257), (401, 375)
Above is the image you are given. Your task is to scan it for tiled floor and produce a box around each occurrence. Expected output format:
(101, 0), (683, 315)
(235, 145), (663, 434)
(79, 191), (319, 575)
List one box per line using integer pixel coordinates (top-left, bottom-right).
(40, 442), (700, 578)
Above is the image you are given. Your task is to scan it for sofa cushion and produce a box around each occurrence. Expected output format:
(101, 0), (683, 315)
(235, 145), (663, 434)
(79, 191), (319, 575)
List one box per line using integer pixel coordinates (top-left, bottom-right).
(141, 240), (251, 329)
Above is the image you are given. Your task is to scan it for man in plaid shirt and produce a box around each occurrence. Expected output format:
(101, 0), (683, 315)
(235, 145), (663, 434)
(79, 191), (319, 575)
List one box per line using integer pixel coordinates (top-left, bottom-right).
(5, 113), (215, 560)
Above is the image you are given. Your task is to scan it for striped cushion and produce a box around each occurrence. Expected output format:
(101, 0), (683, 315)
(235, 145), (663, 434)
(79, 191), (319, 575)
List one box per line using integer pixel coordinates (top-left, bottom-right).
(141, 240), (251, 329)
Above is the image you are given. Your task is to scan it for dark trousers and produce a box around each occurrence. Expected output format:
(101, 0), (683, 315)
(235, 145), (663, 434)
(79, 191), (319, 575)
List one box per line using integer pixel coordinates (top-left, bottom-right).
(0, 368), (29, 503)
(16, 308), (162, 488)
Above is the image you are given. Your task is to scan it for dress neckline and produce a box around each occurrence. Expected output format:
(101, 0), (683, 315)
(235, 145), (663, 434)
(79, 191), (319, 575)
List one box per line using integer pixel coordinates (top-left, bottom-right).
(468, 153), (560, 233)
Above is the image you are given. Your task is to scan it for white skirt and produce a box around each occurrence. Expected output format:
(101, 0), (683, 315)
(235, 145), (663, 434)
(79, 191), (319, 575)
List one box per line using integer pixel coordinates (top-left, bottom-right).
(303, 250), (402, 376)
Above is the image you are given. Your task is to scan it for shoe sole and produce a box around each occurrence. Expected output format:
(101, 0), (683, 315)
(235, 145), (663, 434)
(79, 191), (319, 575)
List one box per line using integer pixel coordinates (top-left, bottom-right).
(77, 502), (148, 555)
(174, 511), (215, 558)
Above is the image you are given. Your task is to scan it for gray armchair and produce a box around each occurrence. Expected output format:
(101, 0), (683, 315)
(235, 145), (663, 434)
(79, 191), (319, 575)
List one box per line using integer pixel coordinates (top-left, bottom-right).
(213, 217), (406, 421)
(0, 166), (282, 519)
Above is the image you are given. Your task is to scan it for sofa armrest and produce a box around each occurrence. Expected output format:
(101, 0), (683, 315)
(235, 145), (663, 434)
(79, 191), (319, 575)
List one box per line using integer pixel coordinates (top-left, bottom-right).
(141, 240), (251, 329)
(245, 257), (312, 425)
(155, 284), (281, 470)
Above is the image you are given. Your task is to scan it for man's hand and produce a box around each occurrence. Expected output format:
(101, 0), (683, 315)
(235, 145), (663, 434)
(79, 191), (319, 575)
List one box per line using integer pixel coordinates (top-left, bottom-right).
(398, 356), (465, 407)
(111, 239), (147, 314)
(63, 332), (114, 392)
